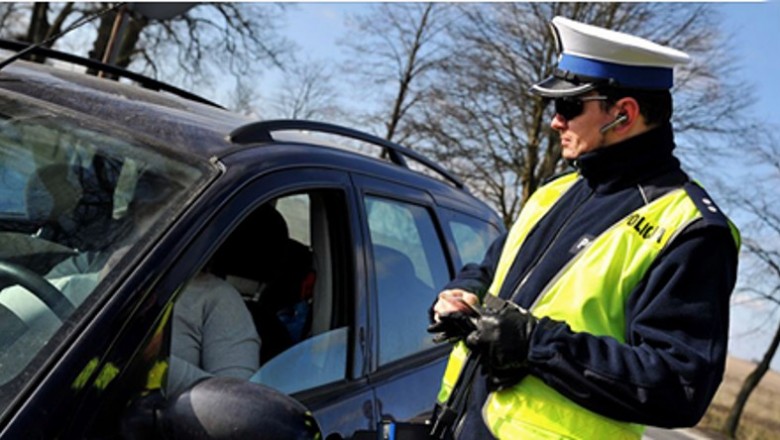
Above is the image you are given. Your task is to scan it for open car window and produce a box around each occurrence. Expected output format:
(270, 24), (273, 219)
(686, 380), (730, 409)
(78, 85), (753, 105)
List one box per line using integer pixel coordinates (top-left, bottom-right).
(169, 189), (353, 396)
(0, 96), (209, 413)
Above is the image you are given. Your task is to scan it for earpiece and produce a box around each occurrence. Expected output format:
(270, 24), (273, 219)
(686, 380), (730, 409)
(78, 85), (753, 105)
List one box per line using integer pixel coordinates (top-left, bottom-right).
(599, 113), (628, 133)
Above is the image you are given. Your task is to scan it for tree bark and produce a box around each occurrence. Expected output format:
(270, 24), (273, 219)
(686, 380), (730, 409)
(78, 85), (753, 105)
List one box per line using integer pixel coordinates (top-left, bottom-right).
(23, 2), (49, 63)
(723, 321), (780, 438)
(43, 2), (74, 47)
(25, 2), (49, 43)
(86, 7), (115, 71)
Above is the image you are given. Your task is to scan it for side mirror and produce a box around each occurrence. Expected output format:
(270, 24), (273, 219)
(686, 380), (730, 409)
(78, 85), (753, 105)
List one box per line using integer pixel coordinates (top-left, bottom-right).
(158, 377), (321, 439)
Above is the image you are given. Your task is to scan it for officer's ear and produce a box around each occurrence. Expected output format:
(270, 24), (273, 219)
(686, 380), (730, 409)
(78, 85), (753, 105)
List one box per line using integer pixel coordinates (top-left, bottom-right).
(610, 97), (642, 132)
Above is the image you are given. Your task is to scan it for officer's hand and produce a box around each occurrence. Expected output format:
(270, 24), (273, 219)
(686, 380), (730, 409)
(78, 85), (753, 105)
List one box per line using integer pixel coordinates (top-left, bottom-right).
(427, 311), (477, 343)
(483, 364), (528, 392)
(465, 305), (537, 371)
(432, 289), (479, 320)
(428, 290), (480, 343)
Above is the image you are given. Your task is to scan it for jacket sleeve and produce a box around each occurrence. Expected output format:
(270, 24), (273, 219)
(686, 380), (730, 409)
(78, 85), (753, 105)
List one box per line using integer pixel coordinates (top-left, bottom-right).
(443, 232), (507, 299)
(526, 223), (738, 427)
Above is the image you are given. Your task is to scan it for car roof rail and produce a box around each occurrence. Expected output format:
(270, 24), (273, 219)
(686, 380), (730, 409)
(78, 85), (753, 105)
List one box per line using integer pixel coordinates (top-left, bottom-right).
(229, 119), (466, 190)
(0, 39), (223, 109)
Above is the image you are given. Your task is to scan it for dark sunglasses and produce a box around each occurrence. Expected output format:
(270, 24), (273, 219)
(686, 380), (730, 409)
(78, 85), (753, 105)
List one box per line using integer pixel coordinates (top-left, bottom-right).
(553, 96), (609, 120)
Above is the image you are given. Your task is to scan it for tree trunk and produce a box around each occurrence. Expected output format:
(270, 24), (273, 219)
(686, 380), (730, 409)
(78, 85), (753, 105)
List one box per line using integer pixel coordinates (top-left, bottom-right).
(722, 321), (780, 438)
(25, 2), (49, 43)
(43, 2), (75, 48)
(86, 7), (116, 74)
(24, 2), (49, 63)
(384, 3), (433, 143)
(115, 15), (147, 69)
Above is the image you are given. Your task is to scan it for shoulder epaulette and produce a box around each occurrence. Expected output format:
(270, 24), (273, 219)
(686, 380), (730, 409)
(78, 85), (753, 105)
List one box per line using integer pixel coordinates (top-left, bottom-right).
(683, 182), (729, 228)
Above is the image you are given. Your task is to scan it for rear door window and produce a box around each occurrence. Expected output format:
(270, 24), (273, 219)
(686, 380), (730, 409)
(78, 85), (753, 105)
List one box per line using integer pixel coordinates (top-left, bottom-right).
(444, 209), (502, 268)
(364, 196), (449, 366)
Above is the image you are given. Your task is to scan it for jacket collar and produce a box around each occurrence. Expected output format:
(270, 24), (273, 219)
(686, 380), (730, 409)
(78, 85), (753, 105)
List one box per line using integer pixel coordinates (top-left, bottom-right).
(575, 123), (680, 194)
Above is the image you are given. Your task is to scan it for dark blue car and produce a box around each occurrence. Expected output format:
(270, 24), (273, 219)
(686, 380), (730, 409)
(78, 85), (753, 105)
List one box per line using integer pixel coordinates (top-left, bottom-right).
(0, 47), (502, 439)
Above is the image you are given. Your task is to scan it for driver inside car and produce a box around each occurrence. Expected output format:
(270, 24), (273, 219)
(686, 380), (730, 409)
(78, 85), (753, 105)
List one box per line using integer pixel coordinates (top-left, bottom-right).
(166, 270), (261, 397)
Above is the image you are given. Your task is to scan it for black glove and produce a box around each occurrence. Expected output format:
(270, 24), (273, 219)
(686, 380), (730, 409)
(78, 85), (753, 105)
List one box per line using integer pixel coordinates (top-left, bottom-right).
(483, 363), (529, 392)
(427, 311), (477, 343)
(466, 304), (537, 372)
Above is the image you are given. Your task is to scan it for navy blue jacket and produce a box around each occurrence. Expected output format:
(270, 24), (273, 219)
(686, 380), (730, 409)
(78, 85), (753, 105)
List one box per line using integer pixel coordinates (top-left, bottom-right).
(446, 124), (738, 437)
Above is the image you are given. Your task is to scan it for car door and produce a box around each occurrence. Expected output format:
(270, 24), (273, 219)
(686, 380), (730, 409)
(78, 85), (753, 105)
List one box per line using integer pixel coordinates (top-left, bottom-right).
(46, 164), (377, 439)
(215, 168), (377, 439)
(169, 165), (378, 439)
(352, 173), (456, 424)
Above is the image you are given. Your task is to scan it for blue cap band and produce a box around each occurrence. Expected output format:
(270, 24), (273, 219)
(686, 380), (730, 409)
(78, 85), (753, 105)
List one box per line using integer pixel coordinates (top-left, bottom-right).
(558, 53), (673, 89)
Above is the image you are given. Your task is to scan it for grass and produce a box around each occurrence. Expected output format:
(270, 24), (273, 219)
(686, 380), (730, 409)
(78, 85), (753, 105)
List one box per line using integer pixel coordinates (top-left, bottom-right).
(696, 357), (780, 440)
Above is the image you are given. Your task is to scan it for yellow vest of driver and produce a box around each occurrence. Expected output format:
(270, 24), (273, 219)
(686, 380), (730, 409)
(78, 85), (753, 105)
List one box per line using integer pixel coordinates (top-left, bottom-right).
(437, 172), (739, 440)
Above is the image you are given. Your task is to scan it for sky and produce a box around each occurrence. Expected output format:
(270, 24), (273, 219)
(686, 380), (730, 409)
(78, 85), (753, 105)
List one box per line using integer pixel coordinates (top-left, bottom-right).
(262, 2), (780, 370)
(690, 2), (780, 371)
(268, 2), (780, 120)
(716, 2), (780, 124)
(714, 2), (780, 371)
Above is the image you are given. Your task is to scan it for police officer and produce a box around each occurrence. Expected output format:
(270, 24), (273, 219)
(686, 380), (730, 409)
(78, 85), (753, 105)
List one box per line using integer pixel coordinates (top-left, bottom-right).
(429, 17), (740, 439)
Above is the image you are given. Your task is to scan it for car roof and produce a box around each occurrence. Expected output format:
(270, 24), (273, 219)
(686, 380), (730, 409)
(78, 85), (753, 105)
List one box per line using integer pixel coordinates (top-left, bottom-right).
(0, 59), (250, 160)
(3, 59), (464, 181)
(0, 56), (500, 221)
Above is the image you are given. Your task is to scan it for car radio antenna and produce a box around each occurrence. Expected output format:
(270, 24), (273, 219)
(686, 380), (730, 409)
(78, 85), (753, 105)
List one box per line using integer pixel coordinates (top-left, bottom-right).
(0, 3), (126, 72)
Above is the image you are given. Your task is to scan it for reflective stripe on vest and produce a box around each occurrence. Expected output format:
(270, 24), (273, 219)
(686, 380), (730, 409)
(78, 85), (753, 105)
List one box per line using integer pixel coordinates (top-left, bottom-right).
(438, 174), (725, 440)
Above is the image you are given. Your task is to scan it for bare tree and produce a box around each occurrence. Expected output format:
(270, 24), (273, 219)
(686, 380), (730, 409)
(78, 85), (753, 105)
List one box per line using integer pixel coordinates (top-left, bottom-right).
(0, 3), (30, 39)
(715, 132), (780, 438)
(17, 2), (77, 47)
(0, 2), (82, 63)
(228, 78), (262, 118)
(340, 3), (454, 144)
(125, 3), (290, 89)
(407, 3), (752, 225)
(270, 59), (343, 120)
(0, 3), (25, 33)
(10, 3), (291, 96)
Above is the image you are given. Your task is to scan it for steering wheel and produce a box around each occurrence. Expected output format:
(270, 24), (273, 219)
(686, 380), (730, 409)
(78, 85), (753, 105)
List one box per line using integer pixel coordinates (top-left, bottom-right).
(0, 260), (75, 321)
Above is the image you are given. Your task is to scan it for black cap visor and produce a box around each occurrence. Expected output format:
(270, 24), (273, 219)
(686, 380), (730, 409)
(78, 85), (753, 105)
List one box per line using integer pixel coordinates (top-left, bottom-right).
(530, 75), (597, 98)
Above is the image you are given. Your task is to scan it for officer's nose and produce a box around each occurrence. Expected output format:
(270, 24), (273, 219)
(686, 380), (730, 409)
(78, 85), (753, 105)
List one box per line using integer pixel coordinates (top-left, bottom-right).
(551, 113), (567, 131)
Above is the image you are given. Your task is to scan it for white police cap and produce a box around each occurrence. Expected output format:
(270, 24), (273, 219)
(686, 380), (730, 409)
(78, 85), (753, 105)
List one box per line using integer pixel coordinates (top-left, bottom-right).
(531, 17), (691, 98)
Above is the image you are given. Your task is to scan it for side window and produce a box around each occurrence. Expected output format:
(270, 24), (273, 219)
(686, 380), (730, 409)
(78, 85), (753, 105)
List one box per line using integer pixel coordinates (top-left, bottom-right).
(445, 210), (501, 267)
(167, 190), (351, 396)
(364, 196), (449, 365)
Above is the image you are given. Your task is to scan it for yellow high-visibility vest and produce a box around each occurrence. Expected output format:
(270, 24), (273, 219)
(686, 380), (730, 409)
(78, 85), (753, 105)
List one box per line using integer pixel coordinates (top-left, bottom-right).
(438, 173), (739, 440)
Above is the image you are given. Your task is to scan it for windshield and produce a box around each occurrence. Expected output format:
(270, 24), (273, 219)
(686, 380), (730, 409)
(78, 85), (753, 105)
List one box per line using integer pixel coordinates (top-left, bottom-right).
(0, 95), (209, 410)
